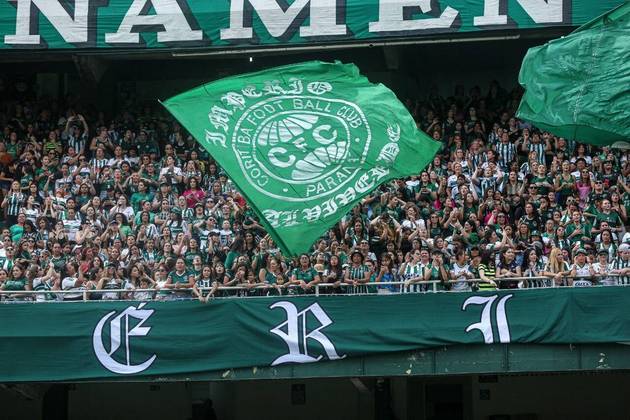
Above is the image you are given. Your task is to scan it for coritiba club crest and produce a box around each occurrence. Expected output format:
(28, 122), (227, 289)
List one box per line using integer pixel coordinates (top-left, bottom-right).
(206, 77), (401, 228)
(230, 79), (370, 201)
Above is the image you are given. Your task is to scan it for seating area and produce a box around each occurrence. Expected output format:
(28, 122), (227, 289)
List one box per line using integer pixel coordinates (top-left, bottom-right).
(0, 78), (627, 302)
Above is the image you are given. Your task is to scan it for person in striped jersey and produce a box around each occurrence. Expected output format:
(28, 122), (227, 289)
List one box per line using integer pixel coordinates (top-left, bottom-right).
(520, 130), (549, 165)
(478, 250), (498, 290)
(466, 139), (486, 174)
(344, 250), (370, 294)
(2, 181), (24, 226)
(90, 147), (108, 174)
(62, 114), (88, 155)
(611, 244), (630, 285)
(494, 132), (516, 171)
(32, 262), (60, 302)
(592, 249), (615, 286)
(402, 249), (429, 293)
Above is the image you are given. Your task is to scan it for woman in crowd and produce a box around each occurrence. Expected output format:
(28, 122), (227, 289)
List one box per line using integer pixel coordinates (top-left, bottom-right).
(477, 250), (498, 290)
(259, 256), (286, 296)
(291, 253), (321, 294)
(496, 248), (521, 289)
(344, 250), (370, 294)
(523, 248), (548, 288)
(543, 247), (572, 286)
(322, 254), (344, 294)
(449, 248), (473, 292)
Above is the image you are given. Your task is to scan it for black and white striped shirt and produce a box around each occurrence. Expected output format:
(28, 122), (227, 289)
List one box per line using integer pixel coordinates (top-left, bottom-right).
(612, 257), (630, 285)
(6, 192), (24, 216)
(65, 133), (87, 155)
(91, 158), (108, 173)
(468, 152), (486, 173)
(495, 143), (516, 170)
(527, 142), (546, 164)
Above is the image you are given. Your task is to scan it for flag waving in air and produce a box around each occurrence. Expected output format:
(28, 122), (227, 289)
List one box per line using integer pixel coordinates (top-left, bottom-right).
(517, 2), (630, 147)
(162, 61), (440, 256)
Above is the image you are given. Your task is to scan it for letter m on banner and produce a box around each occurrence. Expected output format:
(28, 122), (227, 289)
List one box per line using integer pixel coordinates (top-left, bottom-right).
(221, 0), (346, 40)
(269, 301), (346, 366)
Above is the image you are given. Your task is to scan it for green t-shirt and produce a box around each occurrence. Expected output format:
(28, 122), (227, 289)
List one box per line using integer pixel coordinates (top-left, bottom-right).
(130, 192), (154, 212)
(184, 251), (201, 268)
(168, 270), (191, 285)
(595, 210), (622, 229)
(426, 263), (449, 291)
(556, 174), (575, 196)
(9, 224), (24, 243)
(292, 267), (318, 282)
(565, 222), (591, 244)
(532, 175), (552, 195)
(3, 278), (26, 291)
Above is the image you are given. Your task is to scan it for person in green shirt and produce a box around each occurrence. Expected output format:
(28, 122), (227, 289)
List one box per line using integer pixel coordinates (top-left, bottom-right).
(258, 256), (287, 296)
(9, 213), (26, 243)
(425, 250), (450, 291)
(290, 254), (320, 294)
(130, 181), (154, 212)
(164, 257), (194, 299)
(1, 264), (29, 300)
(344, 250), (370, 294)
(595, 199), (623, 233)
(565, 210), (591, 245)
(554, 161), (576, 204)
(531, 164), (554, 195)
(189, 255), (203, 278)
(184, 239), (202, 268)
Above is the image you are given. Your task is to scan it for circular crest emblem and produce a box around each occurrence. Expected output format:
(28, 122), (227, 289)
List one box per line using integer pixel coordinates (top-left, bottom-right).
(232, 95), (371, 202)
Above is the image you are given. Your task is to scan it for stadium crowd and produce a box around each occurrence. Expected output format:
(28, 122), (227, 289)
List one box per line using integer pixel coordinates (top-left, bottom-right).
(0, 80), (628, 302)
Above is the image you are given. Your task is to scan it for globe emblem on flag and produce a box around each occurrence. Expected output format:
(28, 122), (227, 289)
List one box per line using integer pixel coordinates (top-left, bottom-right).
(233, 95), (372, 202)
(256, 113), (349, 181)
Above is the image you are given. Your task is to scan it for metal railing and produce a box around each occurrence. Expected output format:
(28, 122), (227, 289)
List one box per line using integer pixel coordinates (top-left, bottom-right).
(0, 274), (625, 303)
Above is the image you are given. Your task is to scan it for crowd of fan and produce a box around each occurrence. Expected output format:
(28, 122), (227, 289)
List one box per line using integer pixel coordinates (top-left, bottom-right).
(0, 80), (628, 302)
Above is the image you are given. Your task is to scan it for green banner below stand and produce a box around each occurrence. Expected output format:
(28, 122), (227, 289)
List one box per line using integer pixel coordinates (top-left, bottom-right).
(2, 287), (630, 382)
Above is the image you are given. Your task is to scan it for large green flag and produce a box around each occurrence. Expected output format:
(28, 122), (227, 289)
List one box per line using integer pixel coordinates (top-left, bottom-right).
(163, 61), (440, 256)
(516, 2), (630, 146)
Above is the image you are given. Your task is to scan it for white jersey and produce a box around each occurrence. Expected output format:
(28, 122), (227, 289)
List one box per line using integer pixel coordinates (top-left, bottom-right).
(572, 263), (592, 287)
(32, 277), (55, 302)
(402, 262), (423, 293)
(592, 262), (615, 286)
(402, 219), (426, 230)
(450, 263), (471, 292)
(61, 277), (85, 300)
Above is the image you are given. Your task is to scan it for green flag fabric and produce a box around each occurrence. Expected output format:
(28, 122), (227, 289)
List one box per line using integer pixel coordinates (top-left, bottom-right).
(516, 2), (630, 146)
(162, 61), (440, 256)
